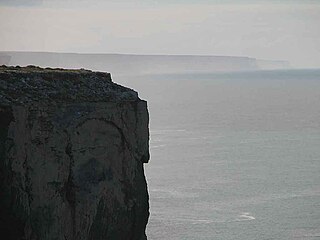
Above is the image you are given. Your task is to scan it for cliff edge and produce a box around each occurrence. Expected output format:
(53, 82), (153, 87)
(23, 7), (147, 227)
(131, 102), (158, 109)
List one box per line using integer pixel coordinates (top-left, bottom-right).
(0, 66), (150, 240)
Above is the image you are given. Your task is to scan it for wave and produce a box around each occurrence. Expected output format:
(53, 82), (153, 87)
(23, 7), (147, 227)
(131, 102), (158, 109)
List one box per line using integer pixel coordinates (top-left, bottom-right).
(235, 212), (256, 222)
(150, 188), (197, 199)
(150, 211), (256, 225)
(150, 144), (167, 149)
(150, 129), (187, 135)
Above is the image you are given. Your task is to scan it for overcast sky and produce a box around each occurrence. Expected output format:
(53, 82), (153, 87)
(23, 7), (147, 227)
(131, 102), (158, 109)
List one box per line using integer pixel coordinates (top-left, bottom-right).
(0, 0), (319, 67)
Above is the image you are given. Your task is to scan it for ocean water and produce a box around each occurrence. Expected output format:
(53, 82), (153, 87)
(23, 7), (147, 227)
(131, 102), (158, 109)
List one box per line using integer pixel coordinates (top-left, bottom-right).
(117, 70), (320, 240)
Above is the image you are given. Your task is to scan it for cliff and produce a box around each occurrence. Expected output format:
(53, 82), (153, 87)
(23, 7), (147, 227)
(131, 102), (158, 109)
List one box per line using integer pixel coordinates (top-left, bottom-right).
(0, 51), (290, 75)
(0, 66), (150, 240)
(0, 55), (11, 66)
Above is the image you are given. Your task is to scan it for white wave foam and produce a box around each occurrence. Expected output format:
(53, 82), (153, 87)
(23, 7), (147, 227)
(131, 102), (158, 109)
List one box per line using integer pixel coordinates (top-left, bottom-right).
(150, 144), (166, 149)
(150, 129), (187, 134)
(236, 212), (256, 221)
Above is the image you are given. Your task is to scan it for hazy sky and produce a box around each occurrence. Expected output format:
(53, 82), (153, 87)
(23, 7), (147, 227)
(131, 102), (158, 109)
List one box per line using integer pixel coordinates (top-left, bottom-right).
(0, 0), (319, 67)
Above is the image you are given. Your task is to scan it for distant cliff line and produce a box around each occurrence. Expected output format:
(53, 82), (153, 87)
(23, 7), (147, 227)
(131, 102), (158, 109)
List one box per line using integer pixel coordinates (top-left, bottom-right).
(0, 51), (290, 76)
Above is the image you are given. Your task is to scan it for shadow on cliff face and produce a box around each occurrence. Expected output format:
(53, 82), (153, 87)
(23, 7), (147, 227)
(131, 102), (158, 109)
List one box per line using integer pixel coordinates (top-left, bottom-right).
(0, 107), (26, 240)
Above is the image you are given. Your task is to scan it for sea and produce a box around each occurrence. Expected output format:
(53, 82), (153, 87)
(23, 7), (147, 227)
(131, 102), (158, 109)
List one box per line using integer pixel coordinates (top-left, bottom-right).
(116, 69), (320, 240)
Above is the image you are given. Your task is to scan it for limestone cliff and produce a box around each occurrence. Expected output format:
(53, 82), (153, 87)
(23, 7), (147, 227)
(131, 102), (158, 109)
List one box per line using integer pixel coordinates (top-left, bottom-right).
(0, 66), (150, 240)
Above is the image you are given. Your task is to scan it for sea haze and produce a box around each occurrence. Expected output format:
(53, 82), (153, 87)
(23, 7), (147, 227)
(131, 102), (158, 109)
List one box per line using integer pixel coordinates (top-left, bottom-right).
(116, 69), (320, 240)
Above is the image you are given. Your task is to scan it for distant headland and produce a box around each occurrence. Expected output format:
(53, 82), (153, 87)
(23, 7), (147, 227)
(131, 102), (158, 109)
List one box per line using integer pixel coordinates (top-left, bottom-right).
(0, 51), (290, 76)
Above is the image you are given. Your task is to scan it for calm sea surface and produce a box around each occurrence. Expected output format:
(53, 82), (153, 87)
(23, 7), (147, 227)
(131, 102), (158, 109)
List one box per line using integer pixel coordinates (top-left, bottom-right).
(117, 70), (320, 240)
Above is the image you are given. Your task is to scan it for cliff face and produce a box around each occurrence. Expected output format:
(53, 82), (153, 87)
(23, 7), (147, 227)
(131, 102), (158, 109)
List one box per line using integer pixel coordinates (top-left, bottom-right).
(0, 51), (290, 75)
(0, 66), (150, 240)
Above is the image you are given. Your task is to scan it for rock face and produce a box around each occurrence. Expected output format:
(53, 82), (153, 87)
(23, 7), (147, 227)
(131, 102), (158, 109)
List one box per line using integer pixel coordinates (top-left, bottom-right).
(0, 66), (150, 240)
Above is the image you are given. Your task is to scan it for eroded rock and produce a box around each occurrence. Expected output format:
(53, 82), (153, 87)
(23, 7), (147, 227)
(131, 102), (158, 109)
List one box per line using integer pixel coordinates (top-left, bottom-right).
(0, 66), (150, 240)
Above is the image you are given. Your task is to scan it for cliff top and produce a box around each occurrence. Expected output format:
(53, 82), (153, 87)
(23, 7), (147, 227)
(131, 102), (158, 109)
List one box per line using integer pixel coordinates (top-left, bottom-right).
(0, 65), (139, 105)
